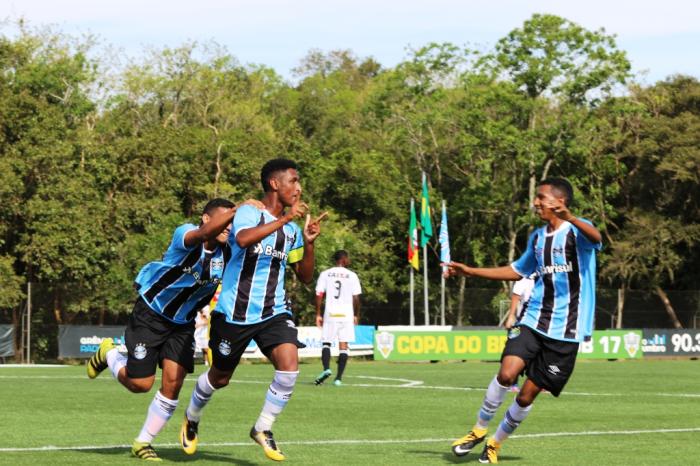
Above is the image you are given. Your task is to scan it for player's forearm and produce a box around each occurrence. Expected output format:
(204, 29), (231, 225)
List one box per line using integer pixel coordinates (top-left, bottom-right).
(508, 296), (519, 318)
(568, 216), (602, 244)
(464, 265), (521, 281)
(353, 296), (361, 319)
(185, 208), (235, 246)
(236, 213), (294, 248)
(315, 294), (323, 315)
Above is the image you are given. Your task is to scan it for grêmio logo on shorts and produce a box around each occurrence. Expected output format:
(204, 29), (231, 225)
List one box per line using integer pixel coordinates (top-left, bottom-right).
(508, 327), (521, 339)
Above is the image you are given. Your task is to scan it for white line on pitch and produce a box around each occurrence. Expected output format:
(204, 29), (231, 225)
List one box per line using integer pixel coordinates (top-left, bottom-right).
(3, 374), (700, 398)
(1, 427), (699, 453)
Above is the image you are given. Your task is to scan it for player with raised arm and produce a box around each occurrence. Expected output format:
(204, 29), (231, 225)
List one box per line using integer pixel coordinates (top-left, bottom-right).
(314, 250), (362, 386)
(445, 178), (602, 464)
(180, 158), (327, 462)
(86, 198), (250, 461)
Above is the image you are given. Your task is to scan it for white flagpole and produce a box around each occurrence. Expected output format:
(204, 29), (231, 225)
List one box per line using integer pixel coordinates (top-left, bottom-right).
(410, 268), (415, 326)
(423, 243), (429, 325)
(440, 200), (446, 326)
(422, 173), (429, 325)
(410, 198), (415, 326)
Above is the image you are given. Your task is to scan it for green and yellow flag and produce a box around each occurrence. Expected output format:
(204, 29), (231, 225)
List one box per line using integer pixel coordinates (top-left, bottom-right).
(420, 172), (433, 247)
(408, 200), (419, 270)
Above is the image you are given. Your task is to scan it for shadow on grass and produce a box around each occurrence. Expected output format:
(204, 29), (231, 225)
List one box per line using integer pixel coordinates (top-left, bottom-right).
(73, 446), (257, 465)
(406, 449), (522, 464)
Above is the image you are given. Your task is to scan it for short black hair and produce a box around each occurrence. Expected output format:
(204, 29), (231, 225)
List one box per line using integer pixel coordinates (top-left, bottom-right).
(202, 198), (234, 215)
(261, 158), (299, 192)
(333, 250), (349, 263)
(538, 177), (574, 207)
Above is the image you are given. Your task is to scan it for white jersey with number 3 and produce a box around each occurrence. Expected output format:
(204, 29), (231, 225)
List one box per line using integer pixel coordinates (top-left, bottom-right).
(316, 266), (362, 322)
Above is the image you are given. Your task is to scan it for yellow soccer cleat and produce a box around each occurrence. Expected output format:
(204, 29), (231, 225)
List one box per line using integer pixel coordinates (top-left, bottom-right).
(478, 438), (501, 464)
(451, 427), (487, 457)
(180, 415), (199, 455)
(131, 440), (162, 462)
(87, 337), (115, 379)
(250, 427), (286, 461)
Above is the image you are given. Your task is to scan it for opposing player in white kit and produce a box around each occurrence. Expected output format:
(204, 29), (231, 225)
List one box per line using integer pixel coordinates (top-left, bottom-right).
(314, 250), (361, 386)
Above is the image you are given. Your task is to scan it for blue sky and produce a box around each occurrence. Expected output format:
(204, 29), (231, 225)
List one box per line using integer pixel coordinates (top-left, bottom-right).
(3, 0), (699, 84)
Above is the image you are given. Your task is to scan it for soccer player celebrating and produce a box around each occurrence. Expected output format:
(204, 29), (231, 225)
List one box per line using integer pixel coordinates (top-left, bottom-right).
(180, 158), (326, 462)
(314, 250), (362, 386)
(86, 198), (248, 461)
(445, 178), (602, 464)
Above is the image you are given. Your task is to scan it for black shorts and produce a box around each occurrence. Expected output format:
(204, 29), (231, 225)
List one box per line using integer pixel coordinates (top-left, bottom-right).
(209, 312), (304, 372)
(502, 325), (579, 397)
(124, 297), (195, 378)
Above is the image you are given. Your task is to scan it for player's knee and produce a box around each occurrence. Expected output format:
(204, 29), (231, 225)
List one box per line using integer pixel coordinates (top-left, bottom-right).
(496, 372), (518, 387)
(515, 394), (534, 407)
(209, 373), (231, 389)
(127, 379), (154, 393)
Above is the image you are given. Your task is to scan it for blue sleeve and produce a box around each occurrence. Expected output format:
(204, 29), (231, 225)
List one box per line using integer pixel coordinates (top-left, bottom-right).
(233, 204), (262, 236)
(171, 224), (198, 252)
(511, 232), (538, 277)
(574, 219), (602, 251)
(287, 222), (304, 264)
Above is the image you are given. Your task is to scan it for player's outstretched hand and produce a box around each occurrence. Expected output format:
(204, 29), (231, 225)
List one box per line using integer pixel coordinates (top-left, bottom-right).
(285, 200), (309, 222)
(442, 261), (471, 278)
(303, 211), (328, 244)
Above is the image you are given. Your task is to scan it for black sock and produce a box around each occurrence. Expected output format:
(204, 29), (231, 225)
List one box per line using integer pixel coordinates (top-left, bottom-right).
(321, 345), (331, 371)
(336, 351), (348, 380)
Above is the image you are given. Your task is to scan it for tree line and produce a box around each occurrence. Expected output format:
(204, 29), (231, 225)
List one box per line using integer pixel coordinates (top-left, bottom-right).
(1, 14), (698, 352)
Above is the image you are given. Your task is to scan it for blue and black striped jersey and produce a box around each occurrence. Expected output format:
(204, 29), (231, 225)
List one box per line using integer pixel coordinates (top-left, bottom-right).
(511, 220), (601, 343)
(134, 224), (230, 324)
(214, 205), (304, 325)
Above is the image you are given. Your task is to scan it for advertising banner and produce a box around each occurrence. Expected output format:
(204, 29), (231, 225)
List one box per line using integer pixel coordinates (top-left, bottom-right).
(0, 325), (14, 357)
(641, 329), (700, 356)
(373, 328), (644, 361)
(242, 325), (375, 359)
(60, 324), (374, 359)
(58, 325), (126, 359)
(577, 330), (643, 359)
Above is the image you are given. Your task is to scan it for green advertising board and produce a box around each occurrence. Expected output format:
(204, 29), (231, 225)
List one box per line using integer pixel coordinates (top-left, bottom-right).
(373, 329), (643, 361)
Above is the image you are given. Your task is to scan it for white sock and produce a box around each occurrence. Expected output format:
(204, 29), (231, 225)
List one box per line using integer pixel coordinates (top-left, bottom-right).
(493, 399), (533, 443)
(186, 370), (217, 423)
(106, 348), (126, 380)
(136, 391), (178, 444)
(254, 370), (298, 432)
(476, 376), (509, 429)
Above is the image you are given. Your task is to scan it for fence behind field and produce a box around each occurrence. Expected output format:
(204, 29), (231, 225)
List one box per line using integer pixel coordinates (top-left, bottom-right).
(1, 284), (698, 362)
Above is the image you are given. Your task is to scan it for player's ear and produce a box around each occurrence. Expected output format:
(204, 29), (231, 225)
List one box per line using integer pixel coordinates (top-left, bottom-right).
(201, 213), (211, 224)
(269, 175), (280, 192)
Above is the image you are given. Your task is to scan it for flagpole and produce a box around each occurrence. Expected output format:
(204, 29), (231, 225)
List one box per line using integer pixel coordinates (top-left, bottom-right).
(423, 243), (429, 325)
(410, 268), (415, 326)
(409, 198), (415, 326)
(422, 173), (429, 326)
(441, 200), (446, 326)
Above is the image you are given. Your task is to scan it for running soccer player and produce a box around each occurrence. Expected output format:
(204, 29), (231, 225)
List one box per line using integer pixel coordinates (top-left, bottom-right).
(180, 158), (326, 462)
(86, 198), (252, 461)
(314, 250), (362, 386)
(445, 178), (602, 464)
(504, 276), (534, 330)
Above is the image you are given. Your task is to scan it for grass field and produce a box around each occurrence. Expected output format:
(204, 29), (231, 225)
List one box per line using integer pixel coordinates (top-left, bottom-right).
(2, 358), (699, 465)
